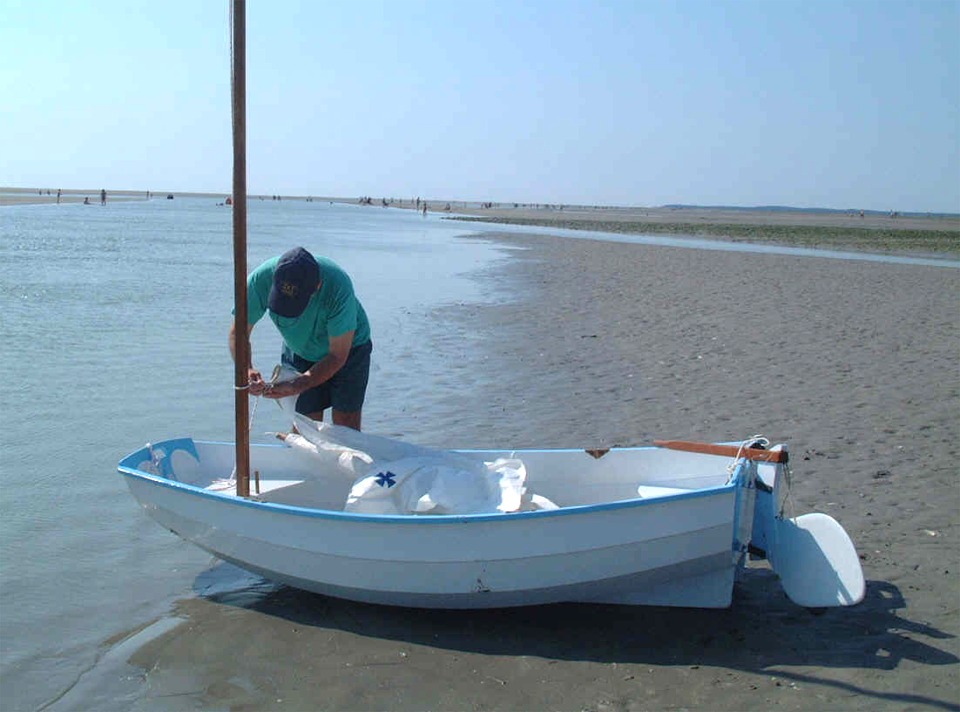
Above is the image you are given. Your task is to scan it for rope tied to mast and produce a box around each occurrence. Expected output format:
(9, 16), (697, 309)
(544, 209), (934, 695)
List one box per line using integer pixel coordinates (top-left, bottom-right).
(219, 364), (281, 493)
(245, 365), (283, 430)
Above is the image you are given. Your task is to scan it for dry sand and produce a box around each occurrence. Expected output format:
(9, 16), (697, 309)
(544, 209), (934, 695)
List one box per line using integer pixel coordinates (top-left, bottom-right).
(0, 188), (154, 205)
(107, 222), (960, 711)
(0, 188), (229, 206)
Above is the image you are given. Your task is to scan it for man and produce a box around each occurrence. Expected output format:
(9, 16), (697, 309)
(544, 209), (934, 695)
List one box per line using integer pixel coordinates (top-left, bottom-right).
(229, 246), (372, 430)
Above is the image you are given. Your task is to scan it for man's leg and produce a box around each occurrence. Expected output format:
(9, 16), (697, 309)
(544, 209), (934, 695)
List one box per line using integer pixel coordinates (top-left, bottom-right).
(328, 342), (370, 432)
(332, 409), (361, 430)
(286, 347), (330, 424)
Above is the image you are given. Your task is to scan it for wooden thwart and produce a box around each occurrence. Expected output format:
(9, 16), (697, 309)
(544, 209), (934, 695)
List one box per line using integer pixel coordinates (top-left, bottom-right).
(654, 440), (788, 464)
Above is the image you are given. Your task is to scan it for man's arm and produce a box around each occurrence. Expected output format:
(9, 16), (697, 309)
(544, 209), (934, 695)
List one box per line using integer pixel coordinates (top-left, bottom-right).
(265, 331), (355, 399)
(229, 319), (266, 394)
(228, 319), (255, 361)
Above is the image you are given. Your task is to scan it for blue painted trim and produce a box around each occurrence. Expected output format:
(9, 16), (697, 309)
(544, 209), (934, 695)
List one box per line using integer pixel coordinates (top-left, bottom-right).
(151, 438), (200, 481)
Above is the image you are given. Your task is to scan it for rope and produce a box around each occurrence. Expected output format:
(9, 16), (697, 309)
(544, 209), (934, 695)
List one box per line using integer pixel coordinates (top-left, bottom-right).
(247, 365), (283, 430)
(721, 434), (798, 520)
(779, 459), (796, 520)
(225, 364), (283, 488)
(725, 434), (769, 481)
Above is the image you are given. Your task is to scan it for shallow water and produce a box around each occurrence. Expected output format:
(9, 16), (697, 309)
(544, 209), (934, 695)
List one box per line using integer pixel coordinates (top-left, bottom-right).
(1, 197), (953, 710)
(0, 198), (516, 710)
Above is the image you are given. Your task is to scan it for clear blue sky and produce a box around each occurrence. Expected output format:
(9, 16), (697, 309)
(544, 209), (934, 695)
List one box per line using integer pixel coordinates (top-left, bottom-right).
(2, 0), (958, 212)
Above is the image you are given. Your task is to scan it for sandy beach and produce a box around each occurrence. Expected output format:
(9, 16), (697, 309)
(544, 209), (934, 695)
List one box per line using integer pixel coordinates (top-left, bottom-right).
(0, 187), (230, 206)
(0, 188), (155, 205)
(444, 204), (960, 232)
(91, 217), (960, 712)
(434, 204), (960, 257)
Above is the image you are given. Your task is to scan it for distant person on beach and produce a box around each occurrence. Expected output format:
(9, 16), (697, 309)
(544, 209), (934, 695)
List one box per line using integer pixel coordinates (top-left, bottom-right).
(56, 189), (61, 204)
(229, 246), (372, 431)
(100, 189), (106, 205)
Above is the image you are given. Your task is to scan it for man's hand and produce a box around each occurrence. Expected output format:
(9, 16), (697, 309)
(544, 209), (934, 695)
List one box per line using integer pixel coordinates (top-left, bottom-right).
(247, 368), (267, 396)
(263, 378), (302, 399)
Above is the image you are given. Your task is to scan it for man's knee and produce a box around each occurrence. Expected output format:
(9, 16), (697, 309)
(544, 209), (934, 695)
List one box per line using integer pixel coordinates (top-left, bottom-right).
(332, 410), (362, 431)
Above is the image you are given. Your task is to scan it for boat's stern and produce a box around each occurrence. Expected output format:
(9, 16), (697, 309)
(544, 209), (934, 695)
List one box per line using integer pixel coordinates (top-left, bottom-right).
(742, 446), (865, 608)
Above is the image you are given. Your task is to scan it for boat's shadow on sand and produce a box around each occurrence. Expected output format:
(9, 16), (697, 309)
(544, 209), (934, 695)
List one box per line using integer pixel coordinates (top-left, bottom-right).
(193, 564), (956, 687)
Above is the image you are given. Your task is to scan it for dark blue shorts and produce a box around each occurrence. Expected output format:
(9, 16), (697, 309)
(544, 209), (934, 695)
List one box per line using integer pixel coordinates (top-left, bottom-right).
(281, 341), (372, 415)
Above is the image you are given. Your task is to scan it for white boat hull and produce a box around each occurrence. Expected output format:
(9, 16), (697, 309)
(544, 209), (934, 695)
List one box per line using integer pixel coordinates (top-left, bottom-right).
(119, 436), (864, 609)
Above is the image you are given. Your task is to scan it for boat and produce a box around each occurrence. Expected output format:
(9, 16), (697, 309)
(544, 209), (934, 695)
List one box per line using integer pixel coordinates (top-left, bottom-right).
(118, 425), (865, 610)
(119, 2), (864, 611)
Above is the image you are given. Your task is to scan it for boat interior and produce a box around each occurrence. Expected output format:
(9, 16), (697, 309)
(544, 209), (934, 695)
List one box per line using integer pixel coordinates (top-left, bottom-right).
(130, 438), (742, 514)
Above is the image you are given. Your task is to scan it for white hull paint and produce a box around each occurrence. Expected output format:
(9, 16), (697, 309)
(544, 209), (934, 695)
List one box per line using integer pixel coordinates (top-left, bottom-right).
(119, 437), (864, 609)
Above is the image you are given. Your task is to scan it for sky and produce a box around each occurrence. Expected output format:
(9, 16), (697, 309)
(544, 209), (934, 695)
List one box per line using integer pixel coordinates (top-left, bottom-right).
(2, 0), (958, 212)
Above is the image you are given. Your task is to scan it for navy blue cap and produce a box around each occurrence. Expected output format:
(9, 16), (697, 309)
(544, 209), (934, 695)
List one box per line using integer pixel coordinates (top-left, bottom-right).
(268, 247), (319, 317)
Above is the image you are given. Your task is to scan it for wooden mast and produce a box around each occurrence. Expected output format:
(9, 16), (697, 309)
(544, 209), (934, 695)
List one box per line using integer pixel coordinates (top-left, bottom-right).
(231, 0), (250, 497)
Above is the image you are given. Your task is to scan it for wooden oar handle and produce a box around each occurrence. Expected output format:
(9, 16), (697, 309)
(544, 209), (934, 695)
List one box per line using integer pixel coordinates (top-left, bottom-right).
(654, 439), (788, 464)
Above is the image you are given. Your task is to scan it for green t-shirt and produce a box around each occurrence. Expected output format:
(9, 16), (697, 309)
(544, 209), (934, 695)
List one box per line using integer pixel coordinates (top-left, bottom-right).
(247, 254), (371, 362)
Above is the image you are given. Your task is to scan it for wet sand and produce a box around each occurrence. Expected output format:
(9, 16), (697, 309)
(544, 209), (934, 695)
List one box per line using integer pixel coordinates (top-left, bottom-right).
(102, 223), (960, 711)
(436, 205), (960, 257)
(443, 203), (960, 233)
